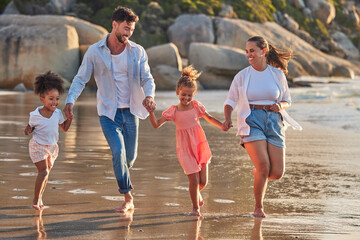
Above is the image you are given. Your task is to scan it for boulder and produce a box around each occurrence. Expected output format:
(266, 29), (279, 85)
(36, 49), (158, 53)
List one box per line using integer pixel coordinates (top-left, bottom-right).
(331, 31), (360, 60)
(331, 66), (355, 79)
(304, 0), (336, 24)
(151, 65), (181, 90)
(167, 14), (215, 58)
(188, 43), (248, 89)
(13, 83), (27, 92)
(0, 14), (108, 45)
(3, 1), (20, 14)
(146, 43), (182, 70)
(0, 24), (79, 89)
(288, 0), (306, 10)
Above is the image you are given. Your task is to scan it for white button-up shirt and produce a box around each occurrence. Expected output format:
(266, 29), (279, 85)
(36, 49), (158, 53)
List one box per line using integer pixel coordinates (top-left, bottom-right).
(224, 65), (302, 136)
(66, 34), (155, 120)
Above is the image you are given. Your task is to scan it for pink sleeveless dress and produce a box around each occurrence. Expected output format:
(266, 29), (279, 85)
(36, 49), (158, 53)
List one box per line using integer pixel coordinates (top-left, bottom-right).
(162, 100), (212, 175)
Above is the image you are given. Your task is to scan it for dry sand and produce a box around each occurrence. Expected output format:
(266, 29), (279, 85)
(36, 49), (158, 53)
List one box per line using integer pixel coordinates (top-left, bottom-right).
(0, 92), (359, 239)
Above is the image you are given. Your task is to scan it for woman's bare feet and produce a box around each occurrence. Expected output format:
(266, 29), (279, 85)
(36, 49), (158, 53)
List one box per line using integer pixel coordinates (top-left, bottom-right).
(253, 207), (266, 218)
(190, 208), (201, 216)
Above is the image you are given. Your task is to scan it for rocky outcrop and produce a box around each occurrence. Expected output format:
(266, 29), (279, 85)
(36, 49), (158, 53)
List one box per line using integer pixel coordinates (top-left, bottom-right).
(146, 43), (182, 70)
(188, 43), (248, 88)
(0, 14), (108, 89)
(167, 14), (215, 58)
(151, 65), (181, 90)
(213, 17), (359, 78)
(304, 0), (336, 24)
(0, 24), (79, 89)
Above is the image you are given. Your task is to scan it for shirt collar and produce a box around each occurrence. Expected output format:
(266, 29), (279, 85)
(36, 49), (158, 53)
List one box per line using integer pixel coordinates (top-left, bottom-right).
(99, 34), (136, 50)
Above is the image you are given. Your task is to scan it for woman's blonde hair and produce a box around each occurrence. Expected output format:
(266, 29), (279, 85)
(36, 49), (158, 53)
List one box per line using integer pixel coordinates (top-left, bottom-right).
(248, 36), (293, 74)
(176, 65), (201, 91)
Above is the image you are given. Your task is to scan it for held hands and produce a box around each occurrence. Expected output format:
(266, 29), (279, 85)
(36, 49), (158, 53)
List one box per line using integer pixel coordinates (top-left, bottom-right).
(222, 119), (233, 132)
(24, 124), (34, 135)
(63, 103), (74, 120)
(143, 96), (156, 113)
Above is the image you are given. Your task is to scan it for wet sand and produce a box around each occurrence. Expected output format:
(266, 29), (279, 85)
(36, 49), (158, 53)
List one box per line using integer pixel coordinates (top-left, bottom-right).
(1, 92), (360, 239)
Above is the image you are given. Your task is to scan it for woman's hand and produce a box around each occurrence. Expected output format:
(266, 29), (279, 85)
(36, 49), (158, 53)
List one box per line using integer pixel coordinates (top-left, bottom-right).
(222, 120), (233, 131)
(270, 103), (282, 113)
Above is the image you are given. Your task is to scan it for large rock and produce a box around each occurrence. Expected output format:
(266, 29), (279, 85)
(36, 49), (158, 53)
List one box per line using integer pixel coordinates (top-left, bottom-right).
(331, 31), (360, 60)
(151, 65), (181, 90)
(0, 14), (108, 89)
(0, 14), (108, 45)
(331, 66), (355, 79)
(304, 0), (336, 24)
(146, 43), (182, 70)
(188, 43), (248, 89)
(214, 17), (359, 78)
(0, 24), (78, 89)
(167, 14), (215, 58)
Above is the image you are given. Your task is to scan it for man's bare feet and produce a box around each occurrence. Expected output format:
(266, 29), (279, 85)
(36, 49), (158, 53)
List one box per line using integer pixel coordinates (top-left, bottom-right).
(190, 208), (201, 216)
(199, 193), (204, 207)
(116, 200), (134, 213)
(253, 207), (266, 218)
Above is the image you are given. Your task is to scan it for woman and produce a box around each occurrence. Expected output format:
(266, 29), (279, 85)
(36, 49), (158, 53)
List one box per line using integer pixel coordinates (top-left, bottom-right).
(223, 36), (302, 218)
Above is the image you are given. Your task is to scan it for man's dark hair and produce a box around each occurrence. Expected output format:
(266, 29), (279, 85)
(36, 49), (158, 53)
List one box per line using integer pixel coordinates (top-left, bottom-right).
(34, 71), (65, 96)
(112, 6), (139, 23)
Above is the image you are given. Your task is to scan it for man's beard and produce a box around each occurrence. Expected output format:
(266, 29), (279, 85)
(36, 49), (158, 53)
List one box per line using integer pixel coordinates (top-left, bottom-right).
(116, 33), (128, 44)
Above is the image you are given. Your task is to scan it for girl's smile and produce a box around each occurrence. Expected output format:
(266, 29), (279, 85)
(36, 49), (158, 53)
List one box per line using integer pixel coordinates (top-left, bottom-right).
(40, 89), (60, 116)
(176, 86), (196, 110)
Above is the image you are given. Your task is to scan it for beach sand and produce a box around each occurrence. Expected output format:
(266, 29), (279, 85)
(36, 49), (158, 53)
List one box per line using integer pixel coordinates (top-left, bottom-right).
(0, 92), (360, 239)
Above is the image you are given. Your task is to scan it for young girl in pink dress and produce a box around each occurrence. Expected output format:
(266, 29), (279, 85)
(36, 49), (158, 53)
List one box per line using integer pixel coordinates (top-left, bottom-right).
(147, 65), (225, 216)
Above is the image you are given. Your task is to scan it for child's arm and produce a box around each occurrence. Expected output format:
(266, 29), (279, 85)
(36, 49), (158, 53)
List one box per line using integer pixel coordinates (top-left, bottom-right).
(59, 118), (72, 132)
(203, 112), (226, 131)
(149, 112), (167, 128)
(24, 124), (34, 135)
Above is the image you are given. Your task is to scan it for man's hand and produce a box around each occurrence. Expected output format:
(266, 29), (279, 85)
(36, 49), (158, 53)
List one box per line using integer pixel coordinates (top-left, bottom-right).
(63, 103), (74, 120)
(142, 96), (156, 112)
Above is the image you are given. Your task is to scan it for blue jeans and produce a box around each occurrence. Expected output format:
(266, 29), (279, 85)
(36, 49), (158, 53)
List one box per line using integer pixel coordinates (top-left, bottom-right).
(99, 108), (139, 194)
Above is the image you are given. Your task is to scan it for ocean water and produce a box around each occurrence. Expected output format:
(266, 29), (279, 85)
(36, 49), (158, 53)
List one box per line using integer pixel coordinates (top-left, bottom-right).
(155, 76), (360, 133)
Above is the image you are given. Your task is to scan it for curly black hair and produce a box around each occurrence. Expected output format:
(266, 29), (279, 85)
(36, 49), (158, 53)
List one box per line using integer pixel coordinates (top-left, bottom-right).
(34, 71), (65, 96)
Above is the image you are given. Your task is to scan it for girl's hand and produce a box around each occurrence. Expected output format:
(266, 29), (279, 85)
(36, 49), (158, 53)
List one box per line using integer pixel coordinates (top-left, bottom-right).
(222, 120), (233, 131)
(24, 124), (34, 135)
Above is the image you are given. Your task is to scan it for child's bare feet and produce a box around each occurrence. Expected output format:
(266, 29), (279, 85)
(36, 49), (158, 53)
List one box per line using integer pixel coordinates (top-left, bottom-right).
(116, 200), (134, 213)
(32, 201), (41, 210)
(190, 208), (201, 216)
(199, 193), (204, 207)
(253, 207), (266, 218)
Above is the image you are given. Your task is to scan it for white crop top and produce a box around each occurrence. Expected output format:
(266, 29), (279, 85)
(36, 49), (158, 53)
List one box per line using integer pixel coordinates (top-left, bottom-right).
(247, 66), (280, 105)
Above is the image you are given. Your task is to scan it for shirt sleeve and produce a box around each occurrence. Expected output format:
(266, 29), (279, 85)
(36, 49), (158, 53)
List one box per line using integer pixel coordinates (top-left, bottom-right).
(139, 46), (156, 98)
(162, 105), (176, 121)
(224, 74), (240, 109)
(28, 115), (35, 128)
(193, 100), (206, 118)
(66, 46), (94, 105)
(58, 110), (65, 124)
(279, 71), (291, 104)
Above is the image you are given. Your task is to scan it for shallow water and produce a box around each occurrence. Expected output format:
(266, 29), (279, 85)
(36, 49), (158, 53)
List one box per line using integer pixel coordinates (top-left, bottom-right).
(0, 90), (360, 239)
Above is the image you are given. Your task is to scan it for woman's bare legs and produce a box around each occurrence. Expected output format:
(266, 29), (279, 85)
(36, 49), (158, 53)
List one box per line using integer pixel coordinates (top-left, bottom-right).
(245, 140), (285, 218)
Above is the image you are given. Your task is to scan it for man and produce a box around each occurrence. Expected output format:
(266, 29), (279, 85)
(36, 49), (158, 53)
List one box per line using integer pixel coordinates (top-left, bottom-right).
(64, 6), (156, 213)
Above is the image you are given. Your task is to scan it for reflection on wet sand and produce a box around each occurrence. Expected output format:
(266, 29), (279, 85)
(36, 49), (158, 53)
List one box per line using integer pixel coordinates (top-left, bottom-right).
(33, 209), (46, 239)
(251, 218), (263, 240)
(1, 92), (360, 239)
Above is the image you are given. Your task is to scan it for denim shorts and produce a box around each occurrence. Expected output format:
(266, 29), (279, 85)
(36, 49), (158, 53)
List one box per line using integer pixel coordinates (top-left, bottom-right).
(240, 108), (285, 148)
